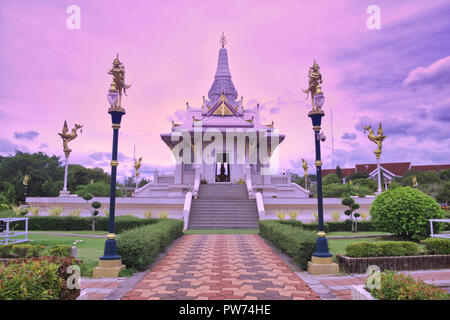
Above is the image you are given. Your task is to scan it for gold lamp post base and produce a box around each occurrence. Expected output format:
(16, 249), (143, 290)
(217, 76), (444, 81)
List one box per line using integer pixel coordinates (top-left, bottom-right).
(307, 256), (339, 275)
(92, 259), (125, 278)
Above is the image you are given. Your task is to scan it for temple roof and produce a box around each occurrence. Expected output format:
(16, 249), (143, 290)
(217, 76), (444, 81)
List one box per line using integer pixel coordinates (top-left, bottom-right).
(207, 35), (238, 103)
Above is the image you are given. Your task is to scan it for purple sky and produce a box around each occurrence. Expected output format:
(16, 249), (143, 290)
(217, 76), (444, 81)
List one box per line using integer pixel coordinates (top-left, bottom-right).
(1, 0), (449, 181)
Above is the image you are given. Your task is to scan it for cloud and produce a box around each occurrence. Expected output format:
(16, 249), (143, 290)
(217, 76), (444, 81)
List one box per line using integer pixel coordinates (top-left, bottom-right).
(341, 132), (356, 140)
(14, 131), (39, 141)
(0, 138), (28, 154)
(88, 151), (130, 162)
(39, 143), (48, 149)
(269, 107), (281, 114)
(403, 56), (450, 89)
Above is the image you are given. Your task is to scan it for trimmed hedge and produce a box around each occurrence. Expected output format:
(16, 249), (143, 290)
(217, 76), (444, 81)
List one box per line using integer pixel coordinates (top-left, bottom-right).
(278, 219), (377, 232)
(9, 216), (160, 233)
(0, 256), (81, 300)
(259, 220), (316, 270)
(0, 244), (45, 259)
(369, 270), (450, 300)
(421, 238), (450, 255)
(117, 219), (183, 271)
(345, 241), (420, 258)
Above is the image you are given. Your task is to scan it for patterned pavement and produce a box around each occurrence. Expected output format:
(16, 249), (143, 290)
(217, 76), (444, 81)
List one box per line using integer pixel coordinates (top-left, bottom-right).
(121, 234), (320, 300)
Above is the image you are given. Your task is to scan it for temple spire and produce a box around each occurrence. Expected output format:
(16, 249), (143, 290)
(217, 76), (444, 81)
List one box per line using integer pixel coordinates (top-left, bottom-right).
(220, 32), (227, 48)
(208, 33), (238, 102)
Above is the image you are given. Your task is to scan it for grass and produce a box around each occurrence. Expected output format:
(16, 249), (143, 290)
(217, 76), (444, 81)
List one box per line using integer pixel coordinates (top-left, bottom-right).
(328, 237), (380, 256)
(30, 230), (107, 236)
(184, 229), (259, 234)
(26, 233), (105, 277)
(327, 231), (392, 237)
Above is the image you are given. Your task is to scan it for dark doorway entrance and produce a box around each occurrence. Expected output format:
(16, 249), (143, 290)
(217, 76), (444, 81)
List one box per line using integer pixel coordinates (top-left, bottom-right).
(215, 153), (230, 182)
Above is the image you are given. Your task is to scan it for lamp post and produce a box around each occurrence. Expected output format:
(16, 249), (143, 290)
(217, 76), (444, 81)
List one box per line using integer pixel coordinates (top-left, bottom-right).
(93, 55), (130, 278)
(303, 60), (339, 275)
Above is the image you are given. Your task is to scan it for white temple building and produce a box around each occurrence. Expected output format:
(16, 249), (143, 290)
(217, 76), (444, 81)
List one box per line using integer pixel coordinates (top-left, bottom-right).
(27, 35), (375, 229)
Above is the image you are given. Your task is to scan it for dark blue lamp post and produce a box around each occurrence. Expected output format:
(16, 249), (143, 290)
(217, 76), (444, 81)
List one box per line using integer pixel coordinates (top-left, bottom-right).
(100, 81), (124, 261)
(308, 83), (333, 259)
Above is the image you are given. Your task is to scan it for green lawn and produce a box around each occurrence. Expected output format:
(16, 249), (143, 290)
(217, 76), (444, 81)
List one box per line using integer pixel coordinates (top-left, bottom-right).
(184, 229), (260, 234)
(30, 230), (107, 236)
(26, 233), (106, 277)
(327, 231), (392, 237)
(328, 237), (380, 256)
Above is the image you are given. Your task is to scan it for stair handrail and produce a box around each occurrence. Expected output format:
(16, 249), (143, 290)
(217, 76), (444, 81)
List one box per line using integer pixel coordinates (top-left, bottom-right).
(182, 191), (193, 231)
(255, 191), (265, 220)
(193, 165), (201, 199)
(245, 165), (255, 199)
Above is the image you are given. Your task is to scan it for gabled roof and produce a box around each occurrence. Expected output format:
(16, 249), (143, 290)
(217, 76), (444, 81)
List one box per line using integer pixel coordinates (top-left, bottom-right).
(206, 93), (238, 117)
(355, 162), (411, 177)
(410, 164), (450, 172)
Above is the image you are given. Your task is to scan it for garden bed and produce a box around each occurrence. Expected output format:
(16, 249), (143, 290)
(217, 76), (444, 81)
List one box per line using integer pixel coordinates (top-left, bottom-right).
(337, 254), (450, 273)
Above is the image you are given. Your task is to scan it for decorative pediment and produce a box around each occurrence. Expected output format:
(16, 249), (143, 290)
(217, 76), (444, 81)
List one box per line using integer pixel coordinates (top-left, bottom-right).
(207, 93), (238, 117)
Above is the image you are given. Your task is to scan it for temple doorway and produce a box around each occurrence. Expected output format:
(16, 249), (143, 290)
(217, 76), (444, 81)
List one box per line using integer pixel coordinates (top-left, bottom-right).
(215, 153), (230, 182)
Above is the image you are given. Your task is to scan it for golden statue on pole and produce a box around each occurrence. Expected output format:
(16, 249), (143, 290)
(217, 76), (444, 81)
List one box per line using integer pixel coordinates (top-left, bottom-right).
(134, 157), (142, 190)
(58, 120), (83, 196)
(303, 60), (323, 110)
(302, 158), (308, 190)
(364, 122), (386, 193)
(108, 54), (131, 108)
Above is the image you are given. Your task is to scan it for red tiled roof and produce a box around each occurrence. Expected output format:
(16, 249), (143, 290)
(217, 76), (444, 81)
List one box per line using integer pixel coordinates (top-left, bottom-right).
(355, 162), (411, 177)
(410, 164), (450, 172)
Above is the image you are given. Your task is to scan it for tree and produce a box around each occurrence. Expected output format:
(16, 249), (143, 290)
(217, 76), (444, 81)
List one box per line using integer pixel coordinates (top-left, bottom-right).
(347, 172), (370, 181)
(336, 166), (343, 180)
(342, 196), (360, 232)
(439, 169), (450, 181)
(75, 181), (122, 197)
(370, 187), (444, 240)
(323, 173), (341, 185)
(91, 201), (101, 231)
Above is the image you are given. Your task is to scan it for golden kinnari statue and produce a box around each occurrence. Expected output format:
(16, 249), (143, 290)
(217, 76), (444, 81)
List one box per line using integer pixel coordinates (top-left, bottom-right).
(134, 157), (143, 178)
(412, 176), (419, 188)
(58, 120), (83, 157)
(302, 60), (323, 110)
(23, 174), (30, 186)
(363, 123), (386, 159)
(108, 54), (131, 108)
(302, 158), (308, 176)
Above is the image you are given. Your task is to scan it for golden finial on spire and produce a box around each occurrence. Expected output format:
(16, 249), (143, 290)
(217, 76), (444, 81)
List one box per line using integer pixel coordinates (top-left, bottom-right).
(220, 32), (227, 48)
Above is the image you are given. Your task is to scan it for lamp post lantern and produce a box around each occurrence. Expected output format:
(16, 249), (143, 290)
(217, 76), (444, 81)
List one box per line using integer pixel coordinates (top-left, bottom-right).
(303, 60), (339, 275)
(93, 55), (131, 278)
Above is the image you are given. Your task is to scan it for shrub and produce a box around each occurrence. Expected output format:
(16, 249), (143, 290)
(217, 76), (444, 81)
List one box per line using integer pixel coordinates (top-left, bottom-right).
(331, 212), (340, 223)
(275, 211), (286, 220)
(370, 187), (444, 240)
(48, 207), (63, 217)
(345, 241), (420, 257)
(0, 244), (45, 259)
(0, 258), (61, 300)
(259, 220), (316, 270)
(28, 206), (40, 216)
(50, 245), (72, 258)
(420, 238), (450, 255)
(289, 210), (299, 220)
(143, 209), (154, 219)
(323, 173), (341, 185)
(68, 208), (81, 217)
(11, 216), (159, 233)
(75, 181), (123, 197)
(369, 270), (450, 300)
(117, 219), (183, 271)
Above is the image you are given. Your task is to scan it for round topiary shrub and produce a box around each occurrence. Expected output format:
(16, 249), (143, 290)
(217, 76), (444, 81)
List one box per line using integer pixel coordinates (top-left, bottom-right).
(370, 187), (444, 240)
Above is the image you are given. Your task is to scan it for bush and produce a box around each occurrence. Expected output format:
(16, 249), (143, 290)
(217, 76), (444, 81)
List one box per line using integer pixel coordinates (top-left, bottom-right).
(0, 256), (81, 300)
(420, 238), (450, 255)
(117, 219), (183, 271)
(370, 187), (444, 240)
(323, 173), (341, 185)
(259, 220), (316, 270)
(345, 241), (420, 257)
(75, 182), (123, 197)
(0, 244), (45, 259)
(369, 270), (450, 300)
(50, 245), (72, 257)
(11, 216), (159, 233)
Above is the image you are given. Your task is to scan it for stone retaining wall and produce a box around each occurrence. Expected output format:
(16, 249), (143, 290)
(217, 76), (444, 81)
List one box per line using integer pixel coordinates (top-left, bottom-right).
(337, 254), (450, 274)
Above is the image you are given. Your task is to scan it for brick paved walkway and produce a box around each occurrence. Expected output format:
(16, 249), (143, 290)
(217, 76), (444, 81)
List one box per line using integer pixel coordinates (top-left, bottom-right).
(121, 234), (320, 300)
(78, 277), (127, 300)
